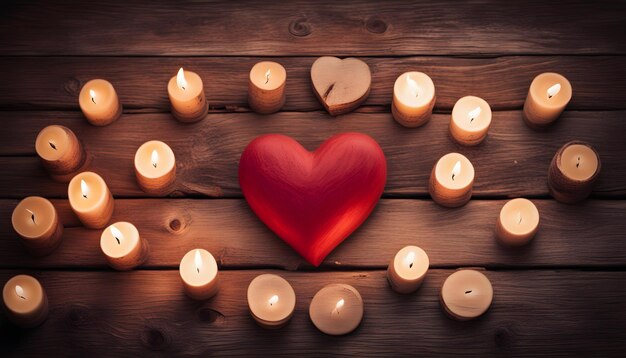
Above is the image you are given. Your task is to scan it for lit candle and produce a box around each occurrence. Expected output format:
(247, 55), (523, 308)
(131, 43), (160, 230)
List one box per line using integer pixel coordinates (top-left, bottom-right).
(495, 198), (540, 246)
(391, 72), (436, 128)
(167, 67), (208, 123)
(548, 141), (601, 204)
(100, 222), (149, 270)
(449, 96), (492, 146)
(35, 125), (86, 182)
(440, 269), (493, 321)
(11, 196), (63, 256)
(78, 79), (122, 126)
(134, 140), (176, 195)
(68, 172), (114, 229)
(247, 274), (296, 329)
(2, 275), (48, 328)
(248, 61), (287, 114)
(179, 249), (219, 300)
(429, 153), (475, 207)
(309, 283), (363, 335)
(387, 245), (429, 294)
(523, 72), (572, 128)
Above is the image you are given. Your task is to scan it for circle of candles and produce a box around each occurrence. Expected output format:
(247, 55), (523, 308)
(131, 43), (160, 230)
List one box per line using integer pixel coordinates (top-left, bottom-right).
(248, 61), (287, 114)
(134, 140), (176, 195)
(429, 153), (475, 208)
(548, 141), (601, 204)
(495, 198), (540, 246)
(180, 249), (219, 300)
(523, 72), (572, 128)
(167, 67), (208, 123)
(2, 275), (48, 328)
(100, 222), (149, 271)
(449, 96), (492, 146)
(35, 125), (86, 182)
(247, 274), (296, 329)
(391, 72), (436, 128)
(68, 172), (114, 229)
(387, 245), (429, 294)
(11, 196), (63, 257)
(440, 270), (493, 321)
(78, 79), (122, 126)
(309, 283), (363, 336)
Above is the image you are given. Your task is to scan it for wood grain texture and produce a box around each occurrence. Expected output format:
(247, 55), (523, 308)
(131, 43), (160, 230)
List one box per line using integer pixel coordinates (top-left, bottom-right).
(1, 270), (625, 357)
(0, 56), (624, 112)
(1, 110), (624, 199)
(1, 199), (625, 269)
(1, 0), (625, 56)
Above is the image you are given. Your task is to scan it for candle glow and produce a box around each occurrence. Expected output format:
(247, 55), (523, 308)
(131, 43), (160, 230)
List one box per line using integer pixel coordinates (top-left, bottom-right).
(80, 179), (89, 198)
(406, 75), (420, 98)
(334, 298), (345, 315)
(195, 249), (202, 273)
(151, 149), (159, 168)
(468, 106), (482, 123)
(404, 251), (416, 269)
(264, 69), (271, 84)
(110, 225), (123, 245)
(547, 83), (561, 99)
(89, 89), (96, 104)
(177, 67), (187, 90)
(268, 294), (279, 306)
(451, 161), (461, 181)
(15, 285), (26, 300)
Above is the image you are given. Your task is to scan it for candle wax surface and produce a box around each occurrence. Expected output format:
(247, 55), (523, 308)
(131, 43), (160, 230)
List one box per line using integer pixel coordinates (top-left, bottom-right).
(309, 283), (363, 335)
(560, 144), (599, 181)
(451, 96), (492, 132)
(394, 72), (435, 108)
(441, 270), (493, 320)
(393, 246), (429, 280)
(68, 172), (108, 212)
(12, 196), (56, 239)
(528, 72), (572, 108)
(101, 222), (140, 258)
(247, 274), (296, 323)
(135, 141), (175, 179)
(35, 125), (69, 161)
(180, 249), (218, 287)
(499, 198), (539, 236)
(168, 70), (203, 101)
(2, 275), (44, 314)
(250, 61), (286, 91)
(434, 153), (474, 190)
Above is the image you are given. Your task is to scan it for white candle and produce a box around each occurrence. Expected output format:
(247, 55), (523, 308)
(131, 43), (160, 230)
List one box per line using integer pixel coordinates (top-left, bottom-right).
(2, 275), (48, 327)
(247, 274), (296, 329)
(387, 245), (429, 293)
(429, 153), (475, 207)
(179, 249), (219, 300)
(441, 270), (493, 321)
(495, 198), (540, 246)
(248, 61), (287, 114)
(68, 172), (114, 229)
(309, 283), (363, 335)
(167, 67), (208, 123)
(134, 140), (176, 195)
(548, 141), (601, 203)
(523, 72), (572, 128)
(11, 196), (63, 256)
(35, 125), (85, 182)
(100, 222), (149, 270)
(449, 96), (492, 146)
(78, 79), (122, 126)
(391, 72), (436, 128)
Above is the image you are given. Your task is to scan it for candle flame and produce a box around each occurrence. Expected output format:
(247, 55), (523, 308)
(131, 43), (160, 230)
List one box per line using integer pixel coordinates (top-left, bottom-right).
(151, 149), (159, 168)
(110, 225), (123, 245)
(268, 294), (279, 306)
(194, 249), (202, 273)
(80, 179), (89, 198)
(15, 285), (26, 300)
(547, 83), (561, 99)
(406, 75), (420, 98)
(177, 67), (187, 90)
(26, 208), (35, 224)
(89, 89), (97, 104)
(404, 251), (416, 269)
(334, 298), (345, 315)
(265, 69), (271, 84)
(451, 161), (461, 181)
(468, 106), (482, 123)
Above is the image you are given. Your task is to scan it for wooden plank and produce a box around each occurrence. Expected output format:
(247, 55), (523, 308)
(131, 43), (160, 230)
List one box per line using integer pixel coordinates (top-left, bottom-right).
(0, 56), (624, 112)
(1, 199), (625, 269)
(1, 110), (625, 198)
(1, 270), (624, 357)
(1, 1), (625, 56)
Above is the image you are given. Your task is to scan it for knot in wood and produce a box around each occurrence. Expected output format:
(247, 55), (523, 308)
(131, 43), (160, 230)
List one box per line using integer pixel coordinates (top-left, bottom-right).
(494, 326), (514, 348)
(289, 17), (312, 37)
(169, 219), (182, 232)
(365, 16), (388, 34)
(197, 308), (225, 324)
(141, 326), (170, 351)
(64, 77), (82, 95)
(65, 304), (90, 327)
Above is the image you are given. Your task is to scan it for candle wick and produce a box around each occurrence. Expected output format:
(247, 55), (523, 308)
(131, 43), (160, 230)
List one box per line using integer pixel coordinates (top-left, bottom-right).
(18, 294), (26, 300)
(26, 209), (36, 224)
(409, 262), (413, 269)
(114, 236), (120, 245)
(82, 194), (87, 199)
(197, 267), (200, 274)
(470, 117), (474, 124)
(518, 216), (522, 224)
(548, 94), (553, 99)
(182, 85), (186, 91)
(153, 162), (157, 168)
(576, 156), (581, 168)
(49, 141), (57, 150)
(465, 290), (472, 294)
(451, 173), (456, 181)
(91, 97), (96, 104)
(265, 75), (270, 85)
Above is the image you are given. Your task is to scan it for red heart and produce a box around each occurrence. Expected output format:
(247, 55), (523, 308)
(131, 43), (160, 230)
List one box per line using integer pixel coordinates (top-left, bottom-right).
(239, 133), (387, 266)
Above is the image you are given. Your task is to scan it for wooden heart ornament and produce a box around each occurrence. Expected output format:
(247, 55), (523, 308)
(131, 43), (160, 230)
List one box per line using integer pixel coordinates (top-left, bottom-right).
(311, 56), (371, 116)
(239, 133), (387, 266)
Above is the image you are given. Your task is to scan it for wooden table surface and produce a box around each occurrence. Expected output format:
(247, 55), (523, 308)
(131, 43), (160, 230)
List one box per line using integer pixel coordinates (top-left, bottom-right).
(1, 1), (626, 356)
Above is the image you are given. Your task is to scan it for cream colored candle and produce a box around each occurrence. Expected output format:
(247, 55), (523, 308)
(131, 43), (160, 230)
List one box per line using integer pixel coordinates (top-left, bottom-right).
(11, 196), (63, 257)
(2, 275), (48, 328)
(548, 141), (601, 204)
(441, 270), (493, 321)
(387, 246), (429, 294)
(429, 153), (475, 207)
(248, 61), (287, 114)
(100, 222), (149, 271)
(35, 125), (85, 182)
(79, 79), (122, 126)
(391, 72), (436, 128)
(247, 274), (296, 329)
(167, 67), (208, 123)
(68, 172), (114, 229)
(180, 249), (219, 300)
(134, 140), (176, 195)
(309, 283), (363, 335)
(523, 72), (572, 128)
(495, 199), (540, 246)
(450, 96), (492, 146)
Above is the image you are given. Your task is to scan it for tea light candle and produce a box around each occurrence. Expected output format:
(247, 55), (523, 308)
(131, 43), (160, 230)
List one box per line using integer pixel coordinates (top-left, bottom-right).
(167, 67), (208, 123)
(35, 125), (86, 182)
(309, 283), (363, 335)
(78, 79), (122, 126)
(2, 275), (48, 328)
(100, 222), (149, 271)
(68, 172), (114, 229)
(523, 72), (572, 128)
(548, 141), (601, 204)
(134, 140), (176, 195)
(392, 72), (436, 128)
(248, 61), (287, 114)
(180, 249), (219, 300)
(429, 153), (475, 207)
(247, 274), (296, 329)
(11, 196), (63, 256)
(495, 198), (540, 246)
(449, 96), (492, 146)
(440, 270), (493, 321)
(387, 245), (429, 294)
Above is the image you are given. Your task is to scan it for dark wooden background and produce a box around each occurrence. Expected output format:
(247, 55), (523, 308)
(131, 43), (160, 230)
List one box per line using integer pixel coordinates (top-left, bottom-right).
(1, 0), (626, 356)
